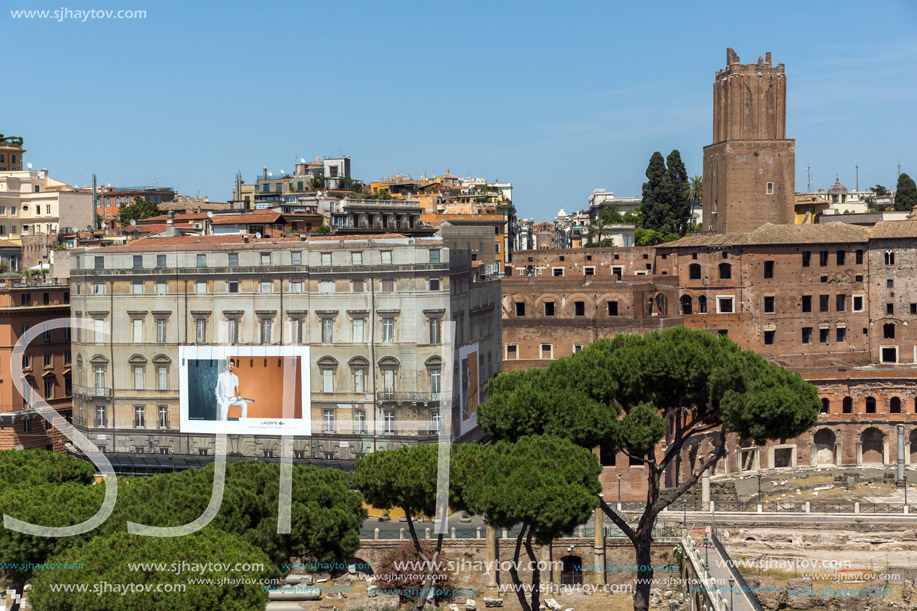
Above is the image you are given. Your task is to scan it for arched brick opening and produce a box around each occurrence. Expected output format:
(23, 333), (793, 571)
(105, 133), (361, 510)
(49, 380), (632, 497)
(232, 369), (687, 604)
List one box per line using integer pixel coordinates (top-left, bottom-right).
(861, 427), (885, 464)
(813, 428), (836, 464)
(560, 555), (583, 586)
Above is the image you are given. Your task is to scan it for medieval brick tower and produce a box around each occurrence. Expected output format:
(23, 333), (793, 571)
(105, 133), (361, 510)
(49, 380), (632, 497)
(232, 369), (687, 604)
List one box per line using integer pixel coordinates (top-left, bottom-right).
(702, 48), (795, 234)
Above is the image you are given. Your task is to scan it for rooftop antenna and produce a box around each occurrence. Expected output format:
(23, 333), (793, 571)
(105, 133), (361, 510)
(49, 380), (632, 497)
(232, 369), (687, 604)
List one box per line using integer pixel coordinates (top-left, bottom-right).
(806, 163), (812, 193)
(898, 161), (902, 177)
(856, 163), (859, 191)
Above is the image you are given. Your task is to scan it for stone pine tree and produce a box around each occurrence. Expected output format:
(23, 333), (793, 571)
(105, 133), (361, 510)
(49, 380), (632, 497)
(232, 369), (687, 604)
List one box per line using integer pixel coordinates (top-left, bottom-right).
(462, 436), (601, 611)
(476, 327), (820, 611)
(895, 173), (917, 211)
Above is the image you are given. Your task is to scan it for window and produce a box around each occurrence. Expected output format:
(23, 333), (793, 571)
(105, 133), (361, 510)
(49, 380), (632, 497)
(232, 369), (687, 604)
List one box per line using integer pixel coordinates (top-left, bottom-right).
(718, 263), (731, 280)
(574, 301), (585, 316)
(819, 328), (829, 343)
(159, 406), (168, 429)
(884, 323), (895, 339)
(887, 303), (894, 315)
(351, 251), (363, 266)
(132, 319), (143, 343)
(819, 250), (828, 266)
(135, 406), (145, 428)
(156, 255), (166, 268)
(155, 281), (166, 295)
(156, 319), (167, 343)
(133, 365), (144, 390)
(94, 318), (105, 343)
(195, 318), (207, 344)
(132, 255), (143, 269)
(584, 266), (595, 276)
(802, 251), (811, 267)
(429, 317), (441, 344)
(689, 264), (701, 280)
(43, 352), (52, 367)
(716, 296), (734, 314)
(228, 281), (239, 293)
(698, 295), (707, 314)
(881, 346), (898, 363)
(94, 256), (104, 269)
(853, 295), (864, 312)
(290, 317), (303, 344)
(887, 279), (895, 289)
(515, 302), (525, 317)
(321, 253), (331, 266)
(286, 280), (301, 293)
(837, 251), (845, 265)
(353, 368), (366, 394)
(322, 369), (334, 393)
(381, 251), (392, 265)
(381, 279), (394, 292)
(261, 281), (273, 293)
(836, 327), (847, 342)
(885, 250), (895, 265)
(199, 449), (208, 456)
(544, 301), (555, 316)
(352, 318), (364, 343)
(429, 249), (440, 263)
(506, 344), (518, 360)
(763, 296), (775, 313)
(429, 278), (441, 291)
(21, 354), (30, 370)
(291, 251), (302, 265)
(322, 318), (334, 343)
(764, 330), (775, 345)
(44, 379), (54, 399)
(836, 294), (847, 312)
(382, 317), (394, 342)
(819, 295), (830, 313)
(552, 268), (564, 277)
(801, 296), (812, 313)
(766, 182), (774, 194)
(132, 282), (144, 295)
(43, 328), (51, 343)
(843, 397), (852, 413)
(261, 253), (271, 266)
(322, 410), (335, 432)
(891, 397), (902, 414)
(821, 398), (829, 414)
(382, 369), (395, 394)
(384, 411), (394, 435)
(912, 303), (917, 315)
(226, 318), (239, 345)
(156, 365), (168, 390)
(607, 301), (618, 316)
(540, 343), (553, 360)
(802, 327), (813, 344)
(260, 318), (273, 344)
(93, 283), (104, 295)
(431, 410), (441, 434)
(196, 254), (207, 267)
(763, 261), (774, 278)
(354, 410), (366, 434)
(865, 397), (877, 413)
(228, 253), (239, 267)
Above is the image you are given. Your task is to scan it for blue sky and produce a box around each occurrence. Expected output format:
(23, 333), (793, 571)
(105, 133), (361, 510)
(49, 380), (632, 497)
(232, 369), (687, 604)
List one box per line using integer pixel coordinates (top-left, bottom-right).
(2, 0), (915, 221)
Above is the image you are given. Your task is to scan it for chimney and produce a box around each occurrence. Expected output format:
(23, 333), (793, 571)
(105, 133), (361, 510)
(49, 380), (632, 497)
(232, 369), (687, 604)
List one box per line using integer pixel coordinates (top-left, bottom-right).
(263, 167), (268, 180)
(766, 52), (772, 66)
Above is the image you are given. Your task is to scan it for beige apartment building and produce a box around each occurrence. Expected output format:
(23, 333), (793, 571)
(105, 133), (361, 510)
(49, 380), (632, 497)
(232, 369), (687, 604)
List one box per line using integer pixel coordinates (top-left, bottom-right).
(0, 170), (92, 243)
(69, 233), (500, 472)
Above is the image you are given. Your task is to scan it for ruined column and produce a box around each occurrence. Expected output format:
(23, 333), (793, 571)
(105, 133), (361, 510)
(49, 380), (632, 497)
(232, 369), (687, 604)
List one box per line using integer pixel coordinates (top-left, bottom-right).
(593, 504), (606, 585)
(485, 524), (498, 595)
(542, 543), (554, 586)
(701, 469), (710, 505)
(897, 424), (905, 484)
(856, 441), (863, 466)
(834, 442), (843, 466)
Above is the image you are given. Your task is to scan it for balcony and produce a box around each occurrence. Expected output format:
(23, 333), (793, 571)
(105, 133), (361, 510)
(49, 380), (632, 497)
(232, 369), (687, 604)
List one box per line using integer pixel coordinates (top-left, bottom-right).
(376, 391), (441, 404)
(74, 385), (112, 398)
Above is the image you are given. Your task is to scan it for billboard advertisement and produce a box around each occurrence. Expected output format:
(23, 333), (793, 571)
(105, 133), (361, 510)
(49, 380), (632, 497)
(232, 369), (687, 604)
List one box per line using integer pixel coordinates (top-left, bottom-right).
(178, 346), (310, 435)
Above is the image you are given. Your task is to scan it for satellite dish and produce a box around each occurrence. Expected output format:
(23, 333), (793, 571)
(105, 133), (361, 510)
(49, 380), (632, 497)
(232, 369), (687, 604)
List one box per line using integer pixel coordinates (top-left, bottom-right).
(268, 171), (273, 177)
(86, 224), (93, 231)
(107, 183), (111, 187)
(105, 214), (112, 220)
(280, 169), (285, 175)
(26, 162), (32, 169)
(300, 158), (305, 164)
(130, 219), (136, 226)
(207, 211), (213, 218)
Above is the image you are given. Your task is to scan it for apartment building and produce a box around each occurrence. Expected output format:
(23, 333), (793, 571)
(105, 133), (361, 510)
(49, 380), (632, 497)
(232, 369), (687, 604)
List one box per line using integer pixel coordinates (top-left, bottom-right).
(69, 233), (500, 473)
(0, 170), (92, 242)
(0, 278), (72, 451)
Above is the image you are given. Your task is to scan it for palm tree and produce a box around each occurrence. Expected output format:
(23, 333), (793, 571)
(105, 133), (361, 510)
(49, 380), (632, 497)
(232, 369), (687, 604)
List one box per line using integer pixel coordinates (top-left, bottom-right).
(586, 220), (611, 246)
(684, 175), (702, 230)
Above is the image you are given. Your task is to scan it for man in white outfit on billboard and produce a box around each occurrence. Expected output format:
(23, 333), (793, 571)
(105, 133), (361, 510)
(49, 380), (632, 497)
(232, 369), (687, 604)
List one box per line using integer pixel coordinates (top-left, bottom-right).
(215, 358), (247, 420)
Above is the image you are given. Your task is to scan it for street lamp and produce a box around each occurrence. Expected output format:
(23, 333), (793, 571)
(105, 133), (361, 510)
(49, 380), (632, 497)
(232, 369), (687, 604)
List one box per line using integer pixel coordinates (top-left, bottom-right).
(617, 473), (622, 507)
(905, 474), (909, 507)
(683, 502), (687, 535)
(729, 577), (735, 610)
(703, 536), (709, 568)
(757, 472), (762, 503)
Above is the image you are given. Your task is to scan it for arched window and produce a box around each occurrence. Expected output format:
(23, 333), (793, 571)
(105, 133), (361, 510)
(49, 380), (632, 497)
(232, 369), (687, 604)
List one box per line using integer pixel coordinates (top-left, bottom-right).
(698, 295), (708, 314)
(890, 397), (902, 414)
(865, 396), (876, 414)
(820, 398), (829, 414)
(680, 295), (693, 315)
(718, 263), (732, 280)
(688, 263), (701, 280)
(842, 397), (853, 413)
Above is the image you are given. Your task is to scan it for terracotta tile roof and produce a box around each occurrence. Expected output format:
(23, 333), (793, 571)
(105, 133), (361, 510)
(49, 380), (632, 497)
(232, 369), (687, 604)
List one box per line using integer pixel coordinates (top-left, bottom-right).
(664, 223), (870, 248)
(0, 239), (21, 249)
(305, 233), (411, 241)
(869, 220), (917, 239)
(209, 212), (283, 225)
(139, 213), (211, 223)
(157, 202), (230, 212)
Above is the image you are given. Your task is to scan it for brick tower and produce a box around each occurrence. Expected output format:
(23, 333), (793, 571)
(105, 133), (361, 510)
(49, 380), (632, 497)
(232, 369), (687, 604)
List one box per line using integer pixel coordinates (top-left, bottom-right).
(702, 48), (795, 234)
